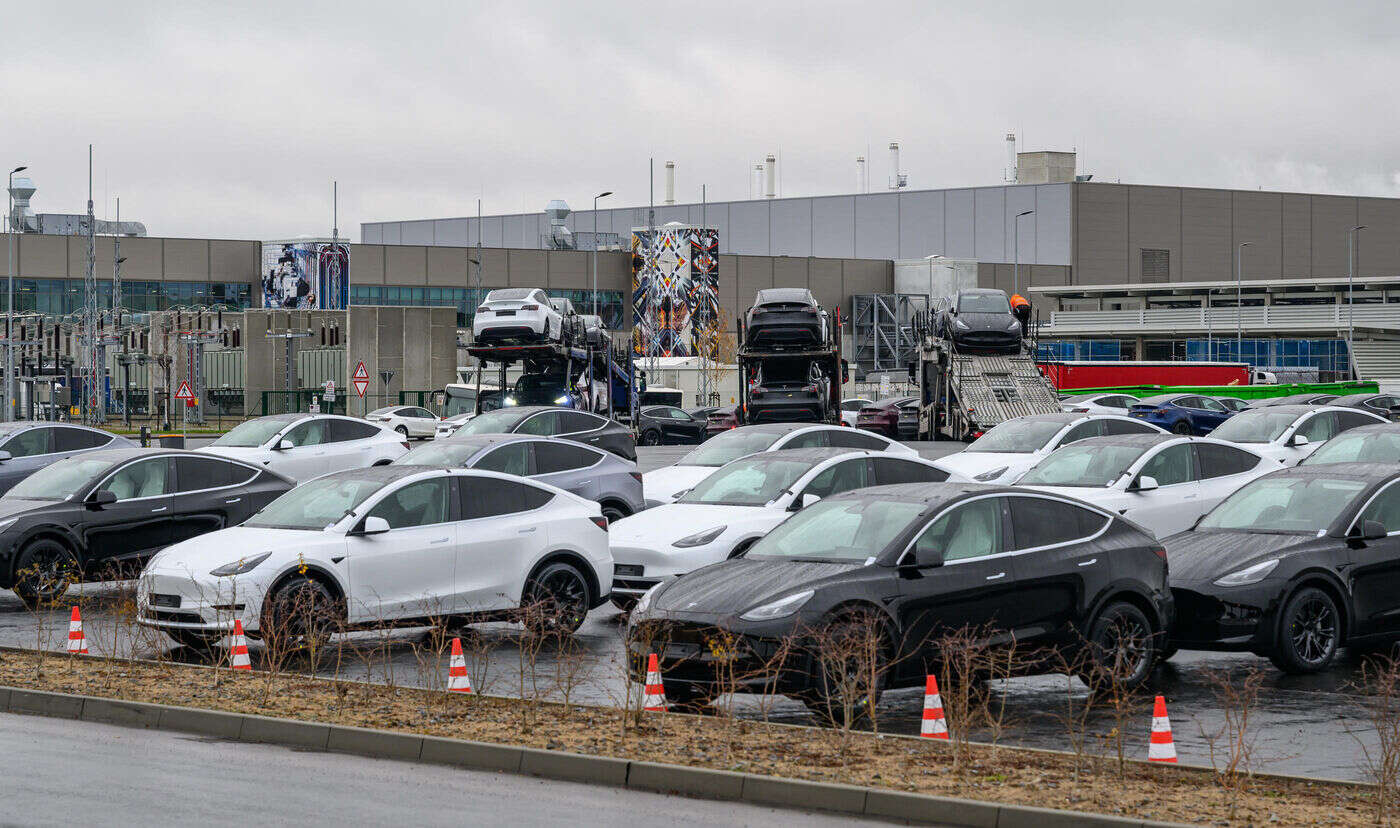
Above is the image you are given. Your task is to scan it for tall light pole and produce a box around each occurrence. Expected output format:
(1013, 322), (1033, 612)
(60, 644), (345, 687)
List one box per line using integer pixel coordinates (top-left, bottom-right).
(591, 191), (612, 318)
(1347, 224), (1367, 377)
(1013, 210), (1034, 296)
(6, 165), (27, 422)
(1235, 242), (1251, 358)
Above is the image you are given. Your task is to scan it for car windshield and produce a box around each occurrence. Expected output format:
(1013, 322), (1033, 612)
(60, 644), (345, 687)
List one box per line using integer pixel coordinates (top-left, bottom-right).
(1209, 410), (1298, 444)
(748, 498), (926, 562)
(1016, 444), (1147, 487)
(965, 419), (1065, 453)
(677, 428), (784, 467)
(512, 375), (568, 406)
(1199, 476), (1369, 533)
(958, 293), (1011, 314)
(245, 476), (389, 530)
(455, 408), (524, 436)
(396, 444), (478, 467)
(1304, 431), (1400, 465)
(5, 456), (113, 501)
(679, 457), (813, 506)
(211, 418), (291, 448)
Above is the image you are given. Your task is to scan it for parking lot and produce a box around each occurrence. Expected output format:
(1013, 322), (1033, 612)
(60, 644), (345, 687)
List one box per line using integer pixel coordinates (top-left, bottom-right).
(0, 441), (1385, 782)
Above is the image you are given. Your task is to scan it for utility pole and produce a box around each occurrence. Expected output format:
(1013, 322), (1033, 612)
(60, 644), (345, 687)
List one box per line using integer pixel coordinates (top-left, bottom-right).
(265, 313), (312, 413)
(84, 145), (102, 424)
(1235, 242), (1251, 360)
(1347, 224), (1367, 378)
(5, 165), (26, 421)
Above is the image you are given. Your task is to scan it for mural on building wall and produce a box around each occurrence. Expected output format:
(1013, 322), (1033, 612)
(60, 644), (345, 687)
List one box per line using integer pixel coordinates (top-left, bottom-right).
(260, 241), (350, 310)
(630, 225), (720, 358)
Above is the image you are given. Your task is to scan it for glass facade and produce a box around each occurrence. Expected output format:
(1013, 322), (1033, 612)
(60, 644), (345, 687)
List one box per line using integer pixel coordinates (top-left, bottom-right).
(1038, 337), (1352, 381)
(11, 278), (254, 315)
(348, 285), (626, 328)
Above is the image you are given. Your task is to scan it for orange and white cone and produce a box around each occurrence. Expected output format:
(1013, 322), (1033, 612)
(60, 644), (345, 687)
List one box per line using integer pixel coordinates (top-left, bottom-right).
(642, 653), (667, 711)
(447, 637), (473, 693)
(1148, 694), (1177, 763)
(66, 606), (88, 655)
(229, 619), (252, 671)
(920, 674), (948, 739)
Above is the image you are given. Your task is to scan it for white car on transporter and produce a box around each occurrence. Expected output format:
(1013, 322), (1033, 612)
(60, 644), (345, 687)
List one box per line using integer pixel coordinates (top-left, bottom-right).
(197, 413), (409, 483)
(1014, 433), (1273, 539)
(472, 287), (566, 346)
(609, 447), (960, 610)
(936, 412), (1167, 485)
(641, 422), (919, 507)
(137, 466), (613, 649)
(1206, 405), (1388, 467)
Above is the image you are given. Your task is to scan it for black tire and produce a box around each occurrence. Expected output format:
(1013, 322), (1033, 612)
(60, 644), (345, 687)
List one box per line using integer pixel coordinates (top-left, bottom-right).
(523, 561), (591, 636)
(1157, 644), (1179, 664)
(640, 429), (662, 446)
(395, 425), (409, 437)
(1078, 601), (1158, 691)
(1171, 420), (1193, 435)
(261, 575), (341, 656)
(1270, 586), (1341, 674)
(800, 613), (888, 728)
(600, 503), (630, 524)
(167, 629), (224, 652)
(666, 680), (718, 714)
(610, 594), (637, 613)
(11, 537), (79, 609)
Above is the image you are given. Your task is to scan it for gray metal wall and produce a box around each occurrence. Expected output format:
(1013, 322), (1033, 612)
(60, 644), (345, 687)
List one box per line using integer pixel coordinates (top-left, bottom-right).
(1073, 183), (1400, 284)
(361, 183), (1074, 266)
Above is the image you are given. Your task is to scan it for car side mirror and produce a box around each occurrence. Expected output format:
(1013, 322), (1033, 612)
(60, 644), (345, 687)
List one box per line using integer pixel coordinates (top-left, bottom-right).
(1360, 520), (1387, 541)
(0, 450), (10, 462)
(1290, 434), (1310, 447)
(789, 492), (821, 512)
(1131, 475), (1160, 492)
(358, 516), (391, 536)
(273, 439), (293, 451)
(86, 489), (117, 508)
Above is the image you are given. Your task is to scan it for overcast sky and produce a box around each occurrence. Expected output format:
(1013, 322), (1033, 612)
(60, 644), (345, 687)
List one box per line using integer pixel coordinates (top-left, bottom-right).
(5, 1), (1399, 241)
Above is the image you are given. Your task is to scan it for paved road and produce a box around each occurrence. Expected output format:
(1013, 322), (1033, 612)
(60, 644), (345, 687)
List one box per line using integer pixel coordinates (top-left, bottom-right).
(0, 443), (1386, 781)
(0, 712), (897, 827)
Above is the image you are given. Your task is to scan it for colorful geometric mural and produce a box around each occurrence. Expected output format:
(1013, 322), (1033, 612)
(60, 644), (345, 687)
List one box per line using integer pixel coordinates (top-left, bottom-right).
(631, 225), (720, 358)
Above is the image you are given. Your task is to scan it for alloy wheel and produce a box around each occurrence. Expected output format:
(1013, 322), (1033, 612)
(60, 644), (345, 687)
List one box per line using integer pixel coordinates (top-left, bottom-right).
(1289, 595), (1338, 666)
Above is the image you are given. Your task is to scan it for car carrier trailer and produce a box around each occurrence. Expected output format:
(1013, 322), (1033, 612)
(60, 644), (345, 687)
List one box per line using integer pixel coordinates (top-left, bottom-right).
(735, 309), (845, 426)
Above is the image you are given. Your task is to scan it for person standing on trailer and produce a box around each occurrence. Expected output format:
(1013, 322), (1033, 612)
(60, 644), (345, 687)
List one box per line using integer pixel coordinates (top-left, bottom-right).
(1010, 293), (1032, 340)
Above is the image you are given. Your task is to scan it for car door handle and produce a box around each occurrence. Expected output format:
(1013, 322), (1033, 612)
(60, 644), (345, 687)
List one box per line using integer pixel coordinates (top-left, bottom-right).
(224, 497), (241, 504)
(1078, 558), (1098, 567)
(150, 506), (167, 513)
(985, 572), (1006, 580)
(429, 537), (450, 545)
(518, 527), (537, 534)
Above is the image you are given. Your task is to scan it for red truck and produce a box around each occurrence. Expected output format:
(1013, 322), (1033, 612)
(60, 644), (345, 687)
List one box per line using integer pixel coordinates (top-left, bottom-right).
(1039, 360), (1251, 391)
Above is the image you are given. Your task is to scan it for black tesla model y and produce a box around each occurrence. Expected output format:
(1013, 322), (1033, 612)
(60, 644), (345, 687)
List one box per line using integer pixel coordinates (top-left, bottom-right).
(1167, 463), (1400, 674)
(0, 448), (293, 606)
(626, 482), (1172, 722)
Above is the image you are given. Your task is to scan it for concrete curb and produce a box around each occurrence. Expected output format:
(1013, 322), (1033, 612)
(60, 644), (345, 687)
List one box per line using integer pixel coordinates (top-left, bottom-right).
(0, 685), (1196, 827)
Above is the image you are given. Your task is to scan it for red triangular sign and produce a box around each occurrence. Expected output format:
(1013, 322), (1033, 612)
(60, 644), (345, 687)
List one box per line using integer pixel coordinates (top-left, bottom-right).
(175, 381), (194, 400)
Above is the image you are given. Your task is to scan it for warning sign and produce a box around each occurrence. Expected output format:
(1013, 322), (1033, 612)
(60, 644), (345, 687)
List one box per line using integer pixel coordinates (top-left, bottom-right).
(352, 361), (369, 398)
(176, 381), (194, 401)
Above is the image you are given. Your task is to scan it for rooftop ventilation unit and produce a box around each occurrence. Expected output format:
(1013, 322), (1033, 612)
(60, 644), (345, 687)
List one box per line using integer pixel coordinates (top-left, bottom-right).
(543, 199), (575, 250)
(6, 176), (147, 236)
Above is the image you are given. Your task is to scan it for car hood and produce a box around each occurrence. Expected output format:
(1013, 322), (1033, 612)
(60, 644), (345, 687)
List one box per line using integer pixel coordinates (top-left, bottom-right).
(938, 451), (1035, 479)
(145, 525), (341, 572)
(955, 312), (1018, 330)
(0, 497), (59, 521)
(641, 465), (716, 504)
(612, 502), (767, 545)
(1164, 529), (1322, 584)
(649, 557), (859, 616)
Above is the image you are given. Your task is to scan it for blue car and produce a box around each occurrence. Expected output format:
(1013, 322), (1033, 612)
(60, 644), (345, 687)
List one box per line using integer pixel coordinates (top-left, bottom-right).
(1128, 393), (1235, 435)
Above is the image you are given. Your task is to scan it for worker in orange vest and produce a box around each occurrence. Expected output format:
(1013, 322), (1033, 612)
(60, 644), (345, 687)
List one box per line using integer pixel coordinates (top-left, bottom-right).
(1010, 292), (1032, 339)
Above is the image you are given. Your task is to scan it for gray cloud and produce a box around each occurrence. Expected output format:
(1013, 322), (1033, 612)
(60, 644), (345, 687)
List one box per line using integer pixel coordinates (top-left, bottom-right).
(3, 0), (1398, 241)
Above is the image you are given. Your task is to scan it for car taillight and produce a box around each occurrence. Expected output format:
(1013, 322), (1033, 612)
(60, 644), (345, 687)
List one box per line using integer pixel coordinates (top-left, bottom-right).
(591, 516), (609, 531)
(1152, 546), (1167, 560)
(522, 303), (540, 310)
(630, 472), (642, 483)
(1154, 408), (1170, 415)
(401, 441), (411, 449)
(476, 305), (489, 313)
(1071, 407), (1089, 413)
(971, 431), (984, 438)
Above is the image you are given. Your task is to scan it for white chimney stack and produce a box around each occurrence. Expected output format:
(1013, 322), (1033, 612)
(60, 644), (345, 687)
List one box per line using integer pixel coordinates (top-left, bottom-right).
(752, 164), (764, 199)
(764, 154), (777, 198)
(856, 156), (867, 193)
(664, 161), (675, 205)
(1005, 132), (1017, 183)
(888, 142), (907, 190)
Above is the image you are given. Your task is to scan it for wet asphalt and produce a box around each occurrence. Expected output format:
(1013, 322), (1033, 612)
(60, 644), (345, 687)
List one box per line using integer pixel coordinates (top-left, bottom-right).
(0, 441), (1386, 781)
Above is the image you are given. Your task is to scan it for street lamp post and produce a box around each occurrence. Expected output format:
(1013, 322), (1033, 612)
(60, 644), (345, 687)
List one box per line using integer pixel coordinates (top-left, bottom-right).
(1347, 224), (1367, 378)
(591, 191), (612, 318)
(6, 165), (28, 423)
(1013, 210), (1034, 296)
(1235, 242), (1251, 359)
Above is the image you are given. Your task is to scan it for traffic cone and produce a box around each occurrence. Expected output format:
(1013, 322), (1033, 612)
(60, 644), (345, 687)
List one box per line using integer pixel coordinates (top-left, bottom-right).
(67, 606), (88, 655)
(920, 674), (948, 739)
(229, 619), (252, 671)
(642, 653), (667, 711)
(1148, 695), (1177, 763)
(447, 637), (473, 693)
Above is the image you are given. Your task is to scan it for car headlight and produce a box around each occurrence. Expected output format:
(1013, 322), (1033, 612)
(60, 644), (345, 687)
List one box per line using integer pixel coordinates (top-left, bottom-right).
(1007, 319), (1021, 330)
(1214, 558), (1279, 587)
(503, 396), (517, 406)
(973, 466), (1009, 482)
(210, 552), (272, 577)
(672, 525), (727, 548)
(740, 589), (815, 621)
(954, 319), (970, 330)
(633, 583), (663, 614)
(554, 395), (570, 404)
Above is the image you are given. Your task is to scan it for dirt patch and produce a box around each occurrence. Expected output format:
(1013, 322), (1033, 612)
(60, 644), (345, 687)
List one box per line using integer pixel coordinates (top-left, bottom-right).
(0, 649), (1380, 826)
